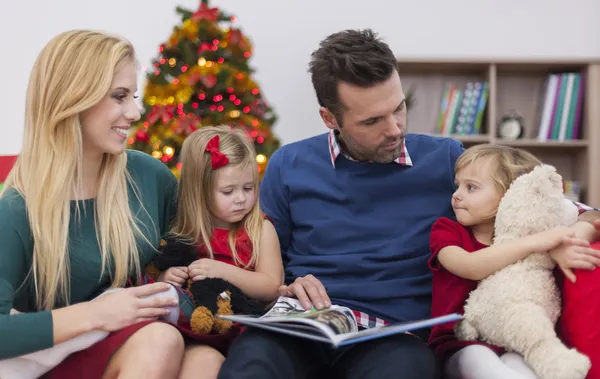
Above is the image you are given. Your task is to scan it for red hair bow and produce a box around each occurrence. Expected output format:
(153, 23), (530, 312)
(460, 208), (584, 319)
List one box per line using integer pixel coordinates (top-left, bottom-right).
(206, 135), (229, 169)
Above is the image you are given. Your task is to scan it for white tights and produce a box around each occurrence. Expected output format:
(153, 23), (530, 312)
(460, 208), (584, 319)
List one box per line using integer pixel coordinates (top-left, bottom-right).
(445, 345), (539, 379)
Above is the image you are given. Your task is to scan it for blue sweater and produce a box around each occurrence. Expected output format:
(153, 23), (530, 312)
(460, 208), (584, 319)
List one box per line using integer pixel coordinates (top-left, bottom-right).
(259, 132), (464, 324)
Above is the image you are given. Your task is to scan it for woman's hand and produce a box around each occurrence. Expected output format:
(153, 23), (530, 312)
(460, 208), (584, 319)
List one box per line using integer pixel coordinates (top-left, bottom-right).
(88, 282), (178, 332)
(188, 259), (229, 281)
(157, 266), (189, 287)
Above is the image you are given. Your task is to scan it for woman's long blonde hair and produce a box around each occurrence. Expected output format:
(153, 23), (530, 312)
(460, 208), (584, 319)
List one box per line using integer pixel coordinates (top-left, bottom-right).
(171, 125), (263, 268)
(2, 30), (148, 310)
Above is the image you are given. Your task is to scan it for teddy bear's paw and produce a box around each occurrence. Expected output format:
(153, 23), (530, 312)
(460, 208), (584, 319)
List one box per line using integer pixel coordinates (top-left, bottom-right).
(191, 306), (214, 335)
(212, 291), (234, 334)
(528, 344), (591, 379)
(213, 318), (233, 335)
(454, 319), (479, 341)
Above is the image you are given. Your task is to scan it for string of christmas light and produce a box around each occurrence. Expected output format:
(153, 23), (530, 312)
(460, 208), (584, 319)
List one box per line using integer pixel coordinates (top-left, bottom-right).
(128, 0), (279, 177)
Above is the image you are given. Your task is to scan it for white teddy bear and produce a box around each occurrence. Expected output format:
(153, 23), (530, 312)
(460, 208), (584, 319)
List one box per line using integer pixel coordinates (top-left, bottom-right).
(454, 164), (591, 379)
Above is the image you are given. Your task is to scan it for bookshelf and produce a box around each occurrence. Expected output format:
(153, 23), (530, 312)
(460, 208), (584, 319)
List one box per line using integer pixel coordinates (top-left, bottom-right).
(398, 58), (600, 208)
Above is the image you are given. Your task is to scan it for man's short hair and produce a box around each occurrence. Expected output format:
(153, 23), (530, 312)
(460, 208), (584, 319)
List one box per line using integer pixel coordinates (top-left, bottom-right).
(308, 29), (398, 121)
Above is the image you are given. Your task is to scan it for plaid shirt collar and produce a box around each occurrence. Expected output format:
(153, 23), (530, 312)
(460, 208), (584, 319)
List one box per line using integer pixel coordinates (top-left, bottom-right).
(328, 129), (413, 168)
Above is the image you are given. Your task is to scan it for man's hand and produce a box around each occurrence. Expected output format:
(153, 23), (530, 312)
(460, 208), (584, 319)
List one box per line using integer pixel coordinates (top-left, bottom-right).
(278, 274), (331, 310)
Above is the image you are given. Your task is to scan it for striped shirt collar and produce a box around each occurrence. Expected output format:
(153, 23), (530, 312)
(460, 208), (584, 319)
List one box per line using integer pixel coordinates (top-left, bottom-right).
(328, 129), (413, 168)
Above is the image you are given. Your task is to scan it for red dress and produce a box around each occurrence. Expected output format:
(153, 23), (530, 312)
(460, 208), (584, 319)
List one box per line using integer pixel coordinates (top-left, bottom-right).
(198, 227), (255, 268)
(43, 227), (255, 379)
(428, 217), (504, 364)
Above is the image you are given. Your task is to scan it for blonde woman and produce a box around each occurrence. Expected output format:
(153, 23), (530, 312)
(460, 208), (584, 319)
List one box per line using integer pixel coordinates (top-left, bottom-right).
(0, 30), (225, 379)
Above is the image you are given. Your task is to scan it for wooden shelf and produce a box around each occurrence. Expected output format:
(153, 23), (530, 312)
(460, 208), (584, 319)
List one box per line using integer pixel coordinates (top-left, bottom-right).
(424, 133), (490, 144)
(495, 139), (588, 148)
(427, 135), (589, 148)
(400, 58), (600, 207)
(450, 134), (490, 144)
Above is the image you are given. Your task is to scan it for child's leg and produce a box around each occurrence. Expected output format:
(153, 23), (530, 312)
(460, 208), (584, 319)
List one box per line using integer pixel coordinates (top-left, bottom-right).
(445, 345), (538, 379)
(499, 353), (539, 378)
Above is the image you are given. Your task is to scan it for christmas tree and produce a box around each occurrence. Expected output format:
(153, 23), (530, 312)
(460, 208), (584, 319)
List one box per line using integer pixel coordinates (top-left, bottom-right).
(128, 0), (280, 177)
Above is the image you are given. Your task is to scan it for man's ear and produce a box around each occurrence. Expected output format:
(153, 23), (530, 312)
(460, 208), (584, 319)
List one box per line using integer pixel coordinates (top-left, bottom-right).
(319, 107), (338, 131)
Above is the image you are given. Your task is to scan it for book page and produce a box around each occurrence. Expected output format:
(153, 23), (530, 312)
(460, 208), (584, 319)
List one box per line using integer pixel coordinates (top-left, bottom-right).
(220, 296), (358, 340)
(261, 297), (309, 318)
(295, 307), (357, 335)
(260, 297), (357, 334)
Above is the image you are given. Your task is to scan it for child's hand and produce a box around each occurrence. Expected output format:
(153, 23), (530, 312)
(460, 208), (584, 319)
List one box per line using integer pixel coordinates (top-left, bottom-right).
(527, 226), (580, 254)
(549, 240), (600, 283)
(188, 259), (228, 281)
(157, 267), (189, 287)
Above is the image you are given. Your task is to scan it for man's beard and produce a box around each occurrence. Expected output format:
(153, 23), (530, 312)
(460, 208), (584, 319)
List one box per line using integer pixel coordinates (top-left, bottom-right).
(341, 132), (404, 163)
(372, 136), (404, 163)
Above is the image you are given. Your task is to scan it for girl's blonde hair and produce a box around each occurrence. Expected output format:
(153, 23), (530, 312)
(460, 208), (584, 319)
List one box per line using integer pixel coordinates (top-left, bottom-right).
(455, 144), (542, 194)
(171, 125), (262, 268)
(2, 30), (149, 310)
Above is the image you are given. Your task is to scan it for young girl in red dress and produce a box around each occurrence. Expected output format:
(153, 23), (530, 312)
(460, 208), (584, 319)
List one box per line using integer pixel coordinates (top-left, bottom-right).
(156, 125), (283, 338)
(428, 144), (600, 379)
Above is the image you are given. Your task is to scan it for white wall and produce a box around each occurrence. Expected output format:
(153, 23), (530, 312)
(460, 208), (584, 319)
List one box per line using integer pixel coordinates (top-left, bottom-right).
(1, 0), (599, 155)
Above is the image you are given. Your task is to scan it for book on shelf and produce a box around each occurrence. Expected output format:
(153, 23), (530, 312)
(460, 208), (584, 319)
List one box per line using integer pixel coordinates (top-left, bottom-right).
(218, 296), (462, 348)
(435, 81), (489, 137)
(563, 180), (581, 202)
(537, 72), (585, 141)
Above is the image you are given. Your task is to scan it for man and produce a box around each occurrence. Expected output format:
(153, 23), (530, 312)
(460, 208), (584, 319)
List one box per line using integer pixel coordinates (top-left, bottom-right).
(218, 29), (600, 379)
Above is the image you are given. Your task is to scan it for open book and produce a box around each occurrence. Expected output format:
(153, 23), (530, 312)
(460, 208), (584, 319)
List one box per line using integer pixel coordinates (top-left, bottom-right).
(218, 296), (462, 348)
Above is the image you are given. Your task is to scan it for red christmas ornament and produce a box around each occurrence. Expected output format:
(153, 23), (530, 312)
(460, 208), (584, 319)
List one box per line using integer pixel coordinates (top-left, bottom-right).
(201, 75), (218, 88)
(135, 130), (149, 143)
(197, 42), (212, 53)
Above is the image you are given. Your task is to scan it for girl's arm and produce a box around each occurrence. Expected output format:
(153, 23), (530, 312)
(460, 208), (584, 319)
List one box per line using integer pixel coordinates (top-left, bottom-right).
(438, 238), (541, 281)
(438, 226), (588, 281)
(211, 220), (284, 302)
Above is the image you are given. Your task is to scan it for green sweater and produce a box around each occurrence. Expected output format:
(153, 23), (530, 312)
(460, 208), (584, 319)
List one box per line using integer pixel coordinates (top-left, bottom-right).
(0, 150), (178, 359)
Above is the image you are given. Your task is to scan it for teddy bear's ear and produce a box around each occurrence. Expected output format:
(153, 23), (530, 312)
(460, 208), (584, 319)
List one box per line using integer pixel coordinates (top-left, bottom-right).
(154, 236), (197, 269)
(504, 164), (562, 197)
(494, 163), (569, 243)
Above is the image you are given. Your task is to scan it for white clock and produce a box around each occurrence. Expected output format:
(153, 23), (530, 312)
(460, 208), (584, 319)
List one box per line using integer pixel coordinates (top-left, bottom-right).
(498, 112), (524, 140)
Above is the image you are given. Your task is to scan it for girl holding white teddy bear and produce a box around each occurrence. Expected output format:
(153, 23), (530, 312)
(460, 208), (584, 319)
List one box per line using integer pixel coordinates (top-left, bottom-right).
(428, 144), (600, 379)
